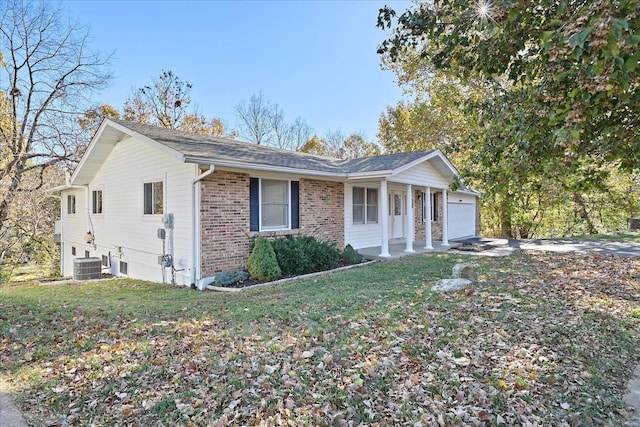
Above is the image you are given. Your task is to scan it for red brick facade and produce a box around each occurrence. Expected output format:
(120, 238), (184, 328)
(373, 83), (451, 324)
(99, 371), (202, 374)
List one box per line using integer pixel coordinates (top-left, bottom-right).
(200, 171), (251, 277)
(199, 172), (345, 277)
(413, 189), (444, 242)
(299, 179), (344, 248)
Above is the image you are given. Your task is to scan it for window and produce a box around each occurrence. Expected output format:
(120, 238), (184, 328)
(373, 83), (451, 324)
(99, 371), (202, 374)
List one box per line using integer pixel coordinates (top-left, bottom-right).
(249, 178), (299, 232)
(120, 261), (128, 275)
(84, 250), (90, 258)
(352, 187), (378, 224)
(92, 190), (102, 214)
(71, 247), (76, 256)
(67, 195), (76, 214)
(143, 182), (164, 215)
(261, 179), (289, 229)
(101, 255), (109, 267)
(422, 192), (439, 222)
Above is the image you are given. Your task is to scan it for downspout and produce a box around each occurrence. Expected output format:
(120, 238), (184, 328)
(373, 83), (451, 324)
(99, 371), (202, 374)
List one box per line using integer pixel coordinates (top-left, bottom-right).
(191, 165), (215, 290)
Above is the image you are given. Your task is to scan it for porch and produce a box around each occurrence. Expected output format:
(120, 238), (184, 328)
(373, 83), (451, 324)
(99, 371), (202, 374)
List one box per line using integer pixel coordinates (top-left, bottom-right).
(358, 239), (461, 260)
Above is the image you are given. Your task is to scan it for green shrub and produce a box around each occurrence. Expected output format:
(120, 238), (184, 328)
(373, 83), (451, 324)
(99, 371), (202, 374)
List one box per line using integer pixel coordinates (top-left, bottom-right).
(247, 236), (281, 281)
(270, 235), (340, 276)
(214, 269), (249, 286)
(271, 235), (307, 276)
(341, 244), (361, 265)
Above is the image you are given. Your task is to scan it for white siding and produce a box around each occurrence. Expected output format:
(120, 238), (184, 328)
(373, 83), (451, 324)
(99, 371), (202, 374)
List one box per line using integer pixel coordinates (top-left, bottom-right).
(344, 182), (382, 249)
(392, 162), (450, 188)
(61, 137), (195, 285)
(60, 189), (90, 277)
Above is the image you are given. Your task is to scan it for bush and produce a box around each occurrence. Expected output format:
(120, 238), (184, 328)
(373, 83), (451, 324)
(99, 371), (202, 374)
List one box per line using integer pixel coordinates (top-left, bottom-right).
(247, 236), (281, 281)
(214, 269), (249, 287)
(271, 235), (339, 275)
(341, 244), (361, 265)
(271, 236), (307, 276)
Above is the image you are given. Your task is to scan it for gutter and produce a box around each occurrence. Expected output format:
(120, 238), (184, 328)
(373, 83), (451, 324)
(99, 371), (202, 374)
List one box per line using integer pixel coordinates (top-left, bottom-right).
(191, 165), (215, 290)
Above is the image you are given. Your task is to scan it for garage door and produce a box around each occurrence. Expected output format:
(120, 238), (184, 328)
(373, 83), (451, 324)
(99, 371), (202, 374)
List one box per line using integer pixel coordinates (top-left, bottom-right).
(447, 202), (476, 239)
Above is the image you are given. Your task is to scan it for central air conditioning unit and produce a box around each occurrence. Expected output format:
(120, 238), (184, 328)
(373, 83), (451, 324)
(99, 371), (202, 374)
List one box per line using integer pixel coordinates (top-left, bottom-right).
(73, 258), (102, 280)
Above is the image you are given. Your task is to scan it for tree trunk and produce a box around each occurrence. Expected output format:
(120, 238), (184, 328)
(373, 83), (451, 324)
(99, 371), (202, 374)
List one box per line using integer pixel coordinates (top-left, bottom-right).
(573, 192), (597, 234)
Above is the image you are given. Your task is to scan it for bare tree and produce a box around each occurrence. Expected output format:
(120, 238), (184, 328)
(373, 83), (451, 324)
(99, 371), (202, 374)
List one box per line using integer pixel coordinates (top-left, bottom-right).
(0, 1), (111, 239)
(235, 92), (273, 145)
(289, 117), (313, 151)
(123, 70), (191, 129)
(235, 93), (314, 149)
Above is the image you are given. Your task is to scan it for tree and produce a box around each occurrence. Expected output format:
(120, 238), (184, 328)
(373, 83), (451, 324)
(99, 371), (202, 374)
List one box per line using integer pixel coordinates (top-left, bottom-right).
(235, 92), (273, 145)
(81, 71), (232, 138)
(377, 1), (640, 237)
(378, 0), (640, 173)
(123, 70), (191, 129)
(299, 131), (381, 159)
(336, 133), (381, 159)
(235, 93), (314, 149)
(0, 1), (111, 258)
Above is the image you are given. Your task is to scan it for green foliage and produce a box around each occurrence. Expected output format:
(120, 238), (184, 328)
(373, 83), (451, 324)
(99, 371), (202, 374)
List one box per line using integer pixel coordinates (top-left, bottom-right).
(246, 236), (281, 282)
(271, 235), (340, 276)
(341, 244), (361, 265)
(377, 1), (640, 238)
(214, 270), (249, 287)
(271, 236), (307, 276)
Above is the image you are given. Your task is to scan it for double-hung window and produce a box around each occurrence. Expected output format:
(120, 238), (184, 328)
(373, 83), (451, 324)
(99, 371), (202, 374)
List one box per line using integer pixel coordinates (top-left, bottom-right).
(144, 182), (164, 215)
(352, 187), (378, 224)
(67, 195), (76, 214)
(249, 178), (299, 231)
(261, 179), (289, 229)
(92, 190), (103, 214)
(422, 192), (438, 222)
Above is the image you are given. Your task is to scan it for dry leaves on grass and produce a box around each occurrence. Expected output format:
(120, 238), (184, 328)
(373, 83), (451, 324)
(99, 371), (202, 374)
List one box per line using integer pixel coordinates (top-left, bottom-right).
(1, 251), (639, 426)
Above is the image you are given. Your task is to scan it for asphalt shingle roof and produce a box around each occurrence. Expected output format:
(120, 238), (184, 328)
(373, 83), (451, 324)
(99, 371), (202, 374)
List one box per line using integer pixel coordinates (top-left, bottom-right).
(111, 119), (436, 174)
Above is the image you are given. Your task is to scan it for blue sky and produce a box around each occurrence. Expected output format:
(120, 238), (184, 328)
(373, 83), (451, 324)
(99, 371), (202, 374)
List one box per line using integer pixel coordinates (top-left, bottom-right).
(62, 0), (412, 142)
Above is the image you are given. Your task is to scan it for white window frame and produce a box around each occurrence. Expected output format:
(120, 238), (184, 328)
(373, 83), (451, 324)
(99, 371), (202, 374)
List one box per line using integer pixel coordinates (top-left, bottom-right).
(67, 194), (76, 215)
(259, 178), (291, 231)
(143, 181), (164, 215)
(91, 189), (103, 215)
(352, 186), (378, 225)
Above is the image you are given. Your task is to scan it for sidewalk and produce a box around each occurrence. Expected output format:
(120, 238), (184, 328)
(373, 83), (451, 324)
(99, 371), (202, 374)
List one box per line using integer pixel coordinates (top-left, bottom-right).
(0, 379), (27, 427)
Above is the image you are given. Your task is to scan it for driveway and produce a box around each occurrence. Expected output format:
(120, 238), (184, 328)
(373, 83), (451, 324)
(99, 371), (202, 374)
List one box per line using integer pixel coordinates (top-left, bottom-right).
(452, 237), (640, 257)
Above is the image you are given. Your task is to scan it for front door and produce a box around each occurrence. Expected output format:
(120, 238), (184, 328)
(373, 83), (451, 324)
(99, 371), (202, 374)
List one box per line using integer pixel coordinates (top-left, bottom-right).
(389, 191), (404, 239)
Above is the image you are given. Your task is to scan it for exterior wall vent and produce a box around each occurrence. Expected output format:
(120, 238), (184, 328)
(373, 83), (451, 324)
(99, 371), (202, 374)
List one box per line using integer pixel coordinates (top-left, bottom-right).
(73, 257), (101, 280)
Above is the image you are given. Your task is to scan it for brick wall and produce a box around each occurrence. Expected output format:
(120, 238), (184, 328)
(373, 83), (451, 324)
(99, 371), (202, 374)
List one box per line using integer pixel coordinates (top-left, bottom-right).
(412, 190), (443, 242)
(299, 179), (344, 248)
(200, 171), (251, 277)
(200, 173), (345, 277)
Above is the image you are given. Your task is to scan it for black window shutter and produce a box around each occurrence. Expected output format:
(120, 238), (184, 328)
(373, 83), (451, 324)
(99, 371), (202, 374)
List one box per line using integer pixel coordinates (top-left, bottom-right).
(249, 178), (259, 231)
(421, 191), (425, 222)
(291, 181), (299, 229)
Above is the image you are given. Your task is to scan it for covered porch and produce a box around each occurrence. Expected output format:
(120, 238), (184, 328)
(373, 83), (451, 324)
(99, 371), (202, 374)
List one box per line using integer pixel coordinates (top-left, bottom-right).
(358, 239), (460, 260)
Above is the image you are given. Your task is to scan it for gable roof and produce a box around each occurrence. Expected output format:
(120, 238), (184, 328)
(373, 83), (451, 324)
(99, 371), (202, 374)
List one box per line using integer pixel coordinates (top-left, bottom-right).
(69, 119), (476, 193)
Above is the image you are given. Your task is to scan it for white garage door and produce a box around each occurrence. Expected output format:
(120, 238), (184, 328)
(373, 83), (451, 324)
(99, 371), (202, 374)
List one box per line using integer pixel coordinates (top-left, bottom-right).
(447, 202), (476, 239)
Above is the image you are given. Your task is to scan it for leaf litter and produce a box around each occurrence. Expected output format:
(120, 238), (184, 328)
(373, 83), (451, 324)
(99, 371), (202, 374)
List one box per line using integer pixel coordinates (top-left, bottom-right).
(0, 250), (639, 426)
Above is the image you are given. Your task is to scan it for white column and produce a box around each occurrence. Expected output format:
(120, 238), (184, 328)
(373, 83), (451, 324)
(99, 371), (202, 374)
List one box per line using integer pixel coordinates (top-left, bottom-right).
(441, 189), (449, 247)
(404, 184), (414, 253)
(424, 186), (433, 249)
(379, 180), (390, 257)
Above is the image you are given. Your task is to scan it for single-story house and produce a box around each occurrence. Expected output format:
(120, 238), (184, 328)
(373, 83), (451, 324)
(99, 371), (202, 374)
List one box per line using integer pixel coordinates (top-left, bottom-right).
(50, 119), (479, 289)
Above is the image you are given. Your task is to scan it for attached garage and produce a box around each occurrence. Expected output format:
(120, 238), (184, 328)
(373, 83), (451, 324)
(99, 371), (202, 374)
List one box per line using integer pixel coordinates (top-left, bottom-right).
(447, 195), (477, 239)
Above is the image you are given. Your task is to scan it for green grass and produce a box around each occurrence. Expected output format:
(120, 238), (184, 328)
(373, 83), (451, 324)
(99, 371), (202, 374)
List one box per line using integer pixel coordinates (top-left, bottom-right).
(571, 230), (640, 242)
(1, 251), (639, 426)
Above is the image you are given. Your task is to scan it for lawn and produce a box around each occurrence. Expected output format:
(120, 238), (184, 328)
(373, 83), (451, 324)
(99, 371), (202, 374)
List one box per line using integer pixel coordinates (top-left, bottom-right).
(1, 251), (639, 426)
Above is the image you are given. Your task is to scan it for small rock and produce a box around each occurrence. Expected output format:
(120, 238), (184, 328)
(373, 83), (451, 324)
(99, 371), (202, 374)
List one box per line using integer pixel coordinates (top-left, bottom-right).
(432, 278), (473, 292)
(452, 263), (479, 282)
